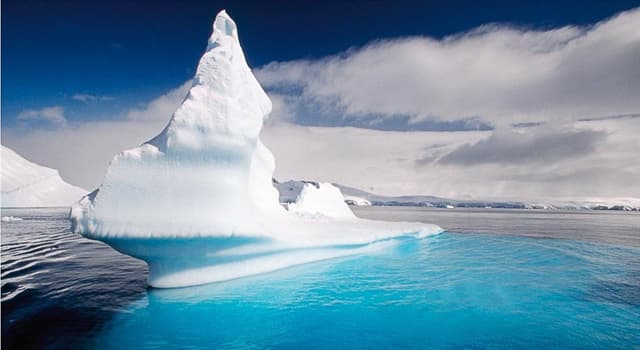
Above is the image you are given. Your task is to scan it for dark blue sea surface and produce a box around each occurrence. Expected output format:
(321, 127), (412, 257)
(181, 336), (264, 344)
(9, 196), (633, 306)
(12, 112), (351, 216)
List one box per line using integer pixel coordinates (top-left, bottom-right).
(2, 207), (639, 349)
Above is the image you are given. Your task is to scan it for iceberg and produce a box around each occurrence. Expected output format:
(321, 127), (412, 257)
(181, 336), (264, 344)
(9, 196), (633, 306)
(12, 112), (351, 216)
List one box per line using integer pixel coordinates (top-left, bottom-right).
(1, 145), (87, 208)
(1, 216), (23, 222)
(70, 10), (442, 288)
(277, 180), (356, 218)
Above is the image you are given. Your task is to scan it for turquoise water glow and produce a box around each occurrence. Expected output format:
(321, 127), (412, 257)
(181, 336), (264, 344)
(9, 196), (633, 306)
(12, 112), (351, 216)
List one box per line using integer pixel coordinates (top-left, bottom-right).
(93, 232), (640, 349)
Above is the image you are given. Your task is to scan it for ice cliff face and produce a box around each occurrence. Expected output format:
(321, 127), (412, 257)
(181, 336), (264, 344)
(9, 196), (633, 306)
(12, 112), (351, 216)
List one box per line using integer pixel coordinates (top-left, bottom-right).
(1, 145), (86, 208)
(70, 10), (441, 288)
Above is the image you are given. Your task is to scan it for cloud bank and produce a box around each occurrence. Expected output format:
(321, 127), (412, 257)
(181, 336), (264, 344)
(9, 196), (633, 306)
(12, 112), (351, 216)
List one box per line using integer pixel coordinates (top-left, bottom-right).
(439, 127), (606, 165)
(257, 7), (640, 127)
(16, 106), (67, 125)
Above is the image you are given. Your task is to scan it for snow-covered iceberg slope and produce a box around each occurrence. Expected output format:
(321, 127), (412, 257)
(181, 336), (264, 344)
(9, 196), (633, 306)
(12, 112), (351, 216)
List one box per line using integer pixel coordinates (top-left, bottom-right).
(1, 145), (87, 208)
(70, 10), (441, 288)
(275, 180), (358, 217)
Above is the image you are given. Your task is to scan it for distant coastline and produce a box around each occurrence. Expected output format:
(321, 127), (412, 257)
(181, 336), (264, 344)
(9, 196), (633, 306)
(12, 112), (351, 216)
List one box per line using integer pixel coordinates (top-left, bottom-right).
(274, 179), (640, 212)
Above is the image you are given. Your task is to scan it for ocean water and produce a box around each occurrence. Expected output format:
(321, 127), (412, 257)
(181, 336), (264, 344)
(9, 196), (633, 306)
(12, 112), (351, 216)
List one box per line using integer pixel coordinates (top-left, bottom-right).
(2, 207), (639, 349)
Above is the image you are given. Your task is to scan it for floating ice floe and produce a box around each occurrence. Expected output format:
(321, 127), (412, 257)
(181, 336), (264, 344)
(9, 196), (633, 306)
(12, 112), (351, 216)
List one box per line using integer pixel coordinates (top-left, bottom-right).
(70, 10), (442, 288)
(1, 216), (23, 222)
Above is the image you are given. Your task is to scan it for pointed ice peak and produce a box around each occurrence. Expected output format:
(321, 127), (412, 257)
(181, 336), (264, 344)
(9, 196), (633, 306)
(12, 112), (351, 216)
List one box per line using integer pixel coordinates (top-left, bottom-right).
(208, 10), (239, 49)
(147, 9), (271, 152)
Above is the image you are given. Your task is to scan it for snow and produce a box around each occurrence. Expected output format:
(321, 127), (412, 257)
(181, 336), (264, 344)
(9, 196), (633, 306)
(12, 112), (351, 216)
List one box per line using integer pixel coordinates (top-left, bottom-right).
(1, 145), (87, 208)
(70, 10), (442, 288)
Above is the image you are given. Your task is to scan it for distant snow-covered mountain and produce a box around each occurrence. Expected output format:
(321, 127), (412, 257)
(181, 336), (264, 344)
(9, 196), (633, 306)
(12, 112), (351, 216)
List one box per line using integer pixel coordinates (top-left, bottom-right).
(1, 145), (87, 208)
(275, 179), (639, 211)
(335, 184), (640, 211)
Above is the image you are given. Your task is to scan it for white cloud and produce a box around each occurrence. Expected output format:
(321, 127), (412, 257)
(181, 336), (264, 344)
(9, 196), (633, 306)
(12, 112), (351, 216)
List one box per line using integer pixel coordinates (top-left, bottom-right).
(125, 81), (191, 121)
(16, 106), (67, 125)
(256, 7), (640, 127)
(72, 94), (115, 103)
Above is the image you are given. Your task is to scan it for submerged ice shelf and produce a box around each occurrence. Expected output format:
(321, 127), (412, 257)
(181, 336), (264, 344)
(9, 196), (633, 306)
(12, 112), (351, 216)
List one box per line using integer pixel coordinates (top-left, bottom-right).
(70, 10), (441, 288)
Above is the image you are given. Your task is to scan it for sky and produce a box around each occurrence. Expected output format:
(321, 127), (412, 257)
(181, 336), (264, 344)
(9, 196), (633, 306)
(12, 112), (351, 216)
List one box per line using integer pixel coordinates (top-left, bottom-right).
(2, 0), (640, 200)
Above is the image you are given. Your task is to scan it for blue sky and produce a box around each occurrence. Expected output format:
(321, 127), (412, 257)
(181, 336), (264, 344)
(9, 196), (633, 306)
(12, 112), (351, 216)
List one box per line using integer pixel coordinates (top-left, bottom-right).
(2, 1), (640, 199)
